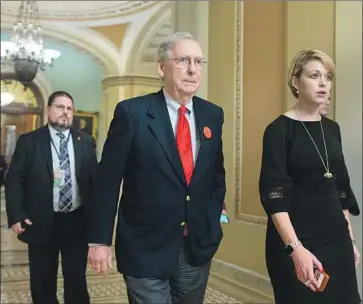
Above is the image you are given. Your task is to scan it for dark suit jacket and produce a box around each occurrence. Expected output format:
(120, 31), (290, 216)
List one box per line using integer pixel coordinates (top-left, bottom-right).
(88, 90), (226, 278)
(5, 126), (98, 244)
(0, 155), (7, 187)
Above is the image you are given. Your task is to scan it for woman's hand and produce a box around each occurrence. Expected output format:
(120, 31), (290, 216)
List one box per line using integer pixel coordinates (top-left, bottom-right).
(353, 243), (360, 267)
(291, 245), (323, 292)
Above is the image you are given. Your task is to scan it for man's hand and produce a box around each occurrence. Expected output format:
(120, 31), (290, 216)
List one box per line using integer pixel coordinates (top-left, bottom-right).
(88, 245), (112, 274)
(11, 219), (32, 235)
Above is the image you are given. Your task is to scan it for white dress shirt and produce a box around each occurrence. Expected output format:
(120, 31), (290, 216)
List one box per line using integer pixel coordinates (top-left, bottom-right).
(48, 125), (80, 212)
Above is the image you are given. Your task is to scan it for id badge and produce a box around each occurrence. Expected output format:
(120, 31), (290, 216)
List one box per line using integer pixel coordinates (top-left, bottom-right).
(53, 169), (65, 187)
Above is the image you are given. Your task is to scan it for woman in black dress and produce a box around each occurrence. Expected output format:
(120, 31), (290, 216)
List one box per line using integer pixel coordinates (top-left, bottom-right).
(259, 49), (361, 304)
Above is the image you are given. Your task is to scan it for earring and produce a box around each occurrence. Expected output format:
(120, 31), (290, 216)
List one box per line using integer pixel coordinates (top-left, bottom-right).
(296, 89), (299, 95)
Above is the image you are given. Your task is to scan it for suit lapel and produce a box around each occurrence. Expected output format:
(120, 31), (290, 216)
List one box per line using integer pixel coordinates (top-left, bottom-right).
(39, 126), (53, 177)
(148, 90), (186, 185)
(191, 98), (210, 184)
(71, 128), (82, 182)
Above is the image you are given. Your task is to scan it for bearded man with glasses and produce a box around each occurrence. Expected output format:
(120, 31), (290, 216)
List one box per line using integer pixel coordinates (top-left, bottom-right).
(5, 90), (98, 304)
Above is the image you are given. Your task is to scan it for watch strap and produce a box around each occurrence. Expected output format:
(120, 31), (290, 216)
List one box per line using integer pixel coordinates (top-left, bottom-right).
(285, 239), (302, 255)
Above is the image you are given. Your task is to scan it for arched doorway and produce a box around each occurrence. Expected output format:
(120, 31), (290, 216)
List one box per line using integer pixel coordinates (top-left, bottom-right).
(0, 76), (44, 162)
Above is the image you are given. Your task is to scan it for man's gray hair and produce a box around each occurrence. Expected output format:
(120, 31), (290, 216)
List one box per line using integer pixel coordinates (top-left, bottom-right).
(157, 32), (195, 62)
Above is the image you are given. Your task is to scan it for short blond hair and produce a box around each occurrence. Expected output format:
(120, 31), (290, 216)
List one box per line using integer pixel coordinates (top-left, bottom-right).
(287, 49), (336, 98)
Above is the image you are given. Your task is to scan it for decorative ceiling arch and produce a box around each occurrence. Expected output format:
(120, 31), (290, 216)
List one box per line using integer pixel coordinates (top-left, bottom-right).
(1, 22), (121, 77)
(117, 1), (169, 76)
(126, 2), (174, 76)
(0, 1), (161, 22)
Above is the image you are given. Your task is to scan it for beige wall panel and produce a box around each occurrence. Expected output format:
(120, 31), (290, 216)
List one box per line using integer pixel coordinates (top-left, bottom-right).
(208, 1), (236, 207)
(208, 1), (268, 275)
(286, 1), (335, 116)
(241, 2), (286, 217)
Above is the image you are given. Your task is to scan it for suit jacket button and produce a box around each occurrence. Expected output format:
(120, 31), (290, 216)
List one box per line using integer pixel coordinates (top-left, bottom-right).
(180, 222), (186, 226)
(186, 195), (190, 201)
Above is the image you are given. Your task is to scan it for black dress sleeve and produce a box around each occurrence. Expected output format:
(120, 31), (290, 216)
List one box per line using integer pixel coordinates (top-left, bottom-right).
(349, 189), (360, 216)
(333, 122), (353, 210)
(259, 120), (293, 215)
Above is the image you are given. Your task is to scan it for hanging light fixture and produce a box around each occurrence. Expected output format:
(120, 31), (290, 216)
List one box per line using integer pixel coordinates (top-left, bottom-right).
(0, 1), (61, 85)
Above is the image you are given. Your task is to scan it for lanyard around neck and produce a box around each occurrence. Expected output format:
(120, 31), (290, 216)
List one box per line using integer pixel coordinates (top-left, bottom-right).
(50, 132), (71, 160)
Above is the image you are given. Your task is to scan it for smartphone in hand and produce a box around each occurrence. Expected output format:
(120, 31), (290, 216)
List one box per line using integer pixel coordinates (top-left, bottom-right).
(314, 265), (330, 292)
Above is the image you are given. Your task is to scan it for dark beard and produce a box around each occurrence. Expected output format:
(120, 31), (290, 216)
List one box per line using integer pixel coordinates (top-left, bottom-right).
(48, 120), (70, 132)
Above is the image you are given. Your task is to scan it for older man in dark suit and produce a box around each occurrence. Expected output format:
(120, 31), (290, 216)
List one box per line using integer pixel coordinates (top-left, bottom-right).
(87, 32), (226, 303)
(5, 91), (98, 304)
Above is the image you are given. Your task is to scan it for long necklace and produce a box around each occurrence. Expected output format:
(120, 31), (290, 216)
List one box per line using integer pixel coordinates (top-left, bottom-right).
(299, 118), (333, 178)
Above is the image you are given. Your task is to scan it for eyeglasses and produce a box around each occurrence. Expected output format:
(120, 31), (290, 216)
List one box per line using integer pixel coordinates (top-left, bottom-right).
(169, 56), (207, 70)
(51, 104), (74, 112)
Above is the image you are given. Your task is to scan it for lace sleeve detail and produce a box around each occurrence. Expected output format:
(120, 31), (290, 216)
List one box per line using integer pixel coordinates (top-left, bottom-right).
(267, 187), (284, 200)
(260, 185), (292, 214)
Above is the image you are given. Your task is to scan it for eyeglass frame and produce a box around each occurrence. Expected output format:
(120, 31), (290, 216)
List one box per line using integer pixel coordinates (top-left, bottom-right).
(168, 56), (207, 70)
(50, 104), (75, 112)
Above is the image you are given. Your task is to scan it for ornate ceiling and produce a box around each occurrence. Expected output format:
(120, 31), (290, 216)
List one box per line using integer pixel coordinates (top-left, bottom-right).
(0, 1), (176, 77)
(0, 1), (160, 21)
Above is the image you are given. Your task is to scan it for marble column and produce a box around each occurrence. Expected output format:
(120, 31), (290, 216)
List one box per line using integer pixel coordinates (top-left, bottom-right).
(335, 1), (362, 295)
(99, 76), (125, 157)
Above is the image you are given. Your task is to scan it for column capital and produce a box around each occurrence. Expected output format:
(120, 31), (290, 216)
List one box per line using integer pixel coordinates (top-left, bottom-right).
(102, 75), (161, 90)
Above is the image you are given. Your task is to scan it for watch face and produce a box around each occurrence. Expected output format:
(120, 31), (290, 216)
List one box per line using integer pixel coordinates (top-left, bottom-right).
(285, 245), (293, 255)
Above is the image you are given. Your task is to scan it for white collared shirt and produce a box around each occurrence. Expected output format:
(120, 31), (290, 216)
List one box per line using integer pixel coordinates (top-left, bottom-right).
(163, 90), (200, 165)
(48, 125), (80, 212)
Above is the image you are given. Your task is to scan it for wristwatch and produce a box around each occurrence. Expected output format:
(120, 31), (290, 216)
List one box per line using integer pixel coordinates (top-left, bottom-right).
(285, 239), (302, 255)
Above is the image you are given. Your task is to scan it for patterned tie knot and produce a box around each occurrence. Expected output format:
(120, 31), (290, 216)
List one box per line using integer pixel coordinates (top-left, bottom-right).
(179, 105), (188, 116)
(56, 132), (65, 140)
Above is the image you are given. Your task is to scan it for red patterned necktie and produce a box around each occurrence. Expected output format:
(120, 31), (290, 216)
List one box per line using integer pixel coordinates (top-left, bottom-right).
(176, 106), (193, 236)
(176, 105), (194, 185)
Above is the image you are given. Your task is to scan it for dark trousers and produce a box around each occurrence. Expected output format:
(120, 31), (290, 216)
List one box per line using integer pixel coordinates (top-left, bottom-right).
(124, 239), (211, 304)
(28, 208), (90, 304)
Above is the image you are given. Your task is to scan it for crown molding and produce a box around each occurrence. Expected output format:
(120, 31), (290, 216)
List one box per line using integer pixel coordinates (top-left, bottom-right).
(102, 75), (160, 89)
(0, 1), (159, 22)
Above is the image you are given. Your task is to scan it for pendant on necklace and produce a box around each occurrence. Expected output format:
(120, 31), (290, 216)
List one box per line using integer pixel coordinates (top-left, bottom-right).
(324, 171), (333, 178)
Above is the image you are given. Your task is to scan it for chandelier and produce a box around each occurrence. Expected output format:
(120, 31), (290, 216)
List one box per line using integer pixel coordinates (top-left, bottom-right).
(0, 1), (61, 85)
